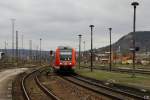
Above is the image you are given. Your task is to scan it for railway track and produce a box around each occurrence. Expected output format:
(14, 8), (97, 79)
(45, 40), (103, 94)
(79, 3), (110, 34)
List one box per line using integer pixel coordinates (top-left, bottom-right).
(61, 74), (149, 100)
(108, 68), (150, 75)
(82, 66), (150, 75)
(21, 68), (60, 100)
(20, 68), (150, 100)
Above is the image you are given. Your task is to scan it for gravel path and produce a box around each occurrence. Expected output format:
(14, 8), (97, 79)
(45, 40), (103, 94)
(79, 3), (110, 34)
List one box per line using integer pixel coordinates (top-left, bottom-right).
(0, 68), (28, 100)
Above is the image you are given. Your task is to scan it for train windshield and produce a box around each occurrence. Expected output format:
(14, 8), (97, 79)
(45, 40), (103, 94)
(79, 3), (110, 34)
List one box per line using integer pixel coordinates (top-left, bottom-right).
(60, 50), (72, 61)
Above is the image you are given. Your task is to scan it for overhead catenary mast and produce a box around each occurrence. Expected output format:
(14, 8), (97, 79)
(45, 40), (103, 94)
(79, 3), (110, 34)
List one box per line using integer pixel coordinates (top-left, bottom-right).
(40, 38), (42, 65)
(29, 40), (32, 61)
(11, 18), (15, 61)
(16, 31), (18, 64)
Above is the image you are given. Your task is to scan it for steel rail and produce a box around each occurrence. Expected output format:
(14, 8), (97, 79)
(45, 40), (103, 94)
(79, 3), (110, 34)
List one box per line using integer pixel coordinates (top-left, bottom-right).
(81, 66), (150, 75)
(35, 72), (60, 100)
(61, 76), (124, 100)
(21, 68), (60, 100)
(72, 75), (147, 100)
(21, 70), (37, 100)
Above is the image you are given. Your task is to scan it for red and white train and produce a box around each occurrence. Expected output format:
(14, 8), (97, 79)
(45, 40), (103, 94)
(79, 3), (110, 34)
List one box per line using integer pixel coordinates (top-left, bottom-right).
(53, 46), (76, 70)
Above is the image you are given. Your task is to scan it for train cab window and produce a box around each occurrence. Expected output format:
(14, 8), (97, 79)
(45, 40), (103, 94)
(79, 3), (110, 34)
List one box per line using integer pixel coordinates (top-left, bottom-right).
(60, 51), (72, 61)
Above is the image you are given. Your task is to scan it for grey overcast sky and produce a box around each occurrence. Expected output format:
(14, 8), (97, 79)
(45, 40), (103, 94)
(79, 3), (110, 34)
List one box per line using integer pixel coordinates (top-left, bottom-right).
(0, 0), (149, 51)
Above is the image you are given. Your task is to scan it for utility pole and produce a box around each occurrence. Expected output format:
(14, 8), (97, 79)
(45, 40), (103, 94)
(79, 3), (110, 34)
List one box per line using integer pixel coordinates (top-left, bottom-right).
(78, 34), (82, 69)
(16, 31), (18, 65)
(109, 28), (112, 71)
(40, 38), (42, 65)
(11, 19), (15, 62)
(131, 1), (139, 77)
(89, 25), (94, 72)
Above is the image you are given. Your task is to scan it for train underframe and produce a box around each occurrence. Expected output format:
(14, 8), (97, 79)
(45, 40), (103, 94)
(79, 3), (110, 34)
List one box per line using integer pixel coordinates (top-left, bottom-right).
(53, 65), (75, 74)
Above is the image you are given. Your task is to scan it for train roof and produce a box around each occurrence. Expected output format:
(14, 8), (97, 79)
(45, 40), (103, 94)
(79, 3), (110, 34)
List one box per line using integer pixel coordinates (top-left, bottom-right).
(57, 46), (72, 50)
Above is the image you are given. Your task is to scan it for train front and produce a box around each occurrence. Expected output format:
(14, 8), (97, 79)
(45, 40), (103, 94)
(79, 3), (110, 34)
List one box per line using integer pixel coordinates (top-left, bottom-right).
(54, 46), (76, 70)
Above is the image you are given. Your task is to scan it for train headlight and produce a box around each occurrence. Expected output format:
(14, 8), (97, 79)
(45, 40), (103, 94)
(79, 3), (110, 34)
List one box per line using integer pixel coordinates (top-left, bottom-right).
(60, 62), (62, 65)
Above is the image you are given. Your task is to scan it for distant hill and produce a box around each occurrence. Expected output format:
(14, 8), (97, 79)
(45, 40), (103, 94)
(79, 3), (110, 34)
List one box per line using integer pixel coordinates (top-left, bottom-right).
(97, 31), (150, 54)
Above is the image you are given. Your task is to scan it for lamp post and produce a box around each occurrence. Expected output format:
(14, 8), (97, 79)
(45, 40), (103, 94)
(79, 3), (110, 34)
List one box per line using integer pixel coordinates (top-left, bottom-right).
(89, 25), (94, 72)
(78, 34), (82, 69)
(131, 1), (139, 77)
(109, 28), (112, 71)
